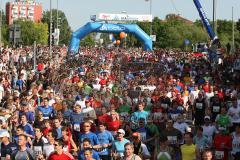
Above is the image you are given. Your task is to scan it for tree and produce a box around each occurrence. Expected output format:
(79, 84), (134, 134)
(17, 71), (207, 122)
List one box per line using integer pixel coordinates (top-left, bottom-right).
(236, 19), (240, 32)
(14, 20), (48, 45)
(0, 10), (9, 45)
(81, 34), (95, 47)
(42, 9), (72, 45)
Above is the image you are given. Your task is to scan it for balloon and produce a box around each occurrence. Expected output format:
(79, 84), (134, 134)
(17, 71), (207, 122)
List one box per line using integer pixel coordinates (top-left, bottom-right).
(116, 40), (121, 45)
(120, 32), (126, 39)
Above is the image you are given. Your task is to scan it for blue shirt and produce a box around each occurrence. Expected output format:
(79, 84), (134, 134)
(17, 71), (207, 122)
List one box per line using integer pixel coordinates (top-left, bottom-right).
(70, 113), (84, 132)
(78, 149), (100, 160)
(112, 138), (130, 157)
(20, 123), (35, 136)
(63, 109), (72, 121)
(16, 79), (24, 91)
(193, 135), (208, 148)
(56, 127), (62, 139)
(96, 130), (114, 155)
(19, 111), (35, 124)
(79, 132), (100, 146)
(37, 105), (55, 119)
(131, 110), (149, 124)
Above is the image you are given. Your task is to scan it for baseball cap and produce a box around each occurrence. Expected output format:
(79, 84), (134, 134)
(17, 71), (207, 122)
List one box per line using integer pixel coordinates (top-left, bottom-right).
(0, 130), (10, 138)
(132, 132), (140, 137)
(117, 129), (125, 136)
(204, 116), (210, 120)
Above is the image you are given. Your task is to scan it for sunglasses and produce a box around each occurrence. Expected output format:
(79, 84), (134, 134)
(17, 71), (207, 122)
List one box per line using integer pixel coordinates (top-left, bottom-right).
(83, 125), (90, 127)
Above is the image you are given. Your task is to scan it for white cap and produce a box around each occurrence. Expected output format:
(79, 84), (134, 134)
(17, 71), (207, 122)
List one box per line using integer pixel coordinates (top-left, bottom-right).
(0, 129), (10, 138)
(117, 129), (125, 136)
(204, 116), (211, 120)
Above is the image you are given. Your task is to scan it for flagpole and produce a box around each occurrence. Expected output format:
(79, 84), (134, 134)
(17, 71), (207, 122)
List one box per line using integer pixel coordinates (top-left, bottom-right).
(150, 0), (152, 36)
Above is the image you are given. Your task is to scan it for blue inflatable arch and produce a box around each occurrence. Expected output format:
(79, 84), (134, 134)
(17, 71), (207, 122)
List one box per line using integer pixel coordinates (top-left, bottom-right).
(69, 22), (152, 53)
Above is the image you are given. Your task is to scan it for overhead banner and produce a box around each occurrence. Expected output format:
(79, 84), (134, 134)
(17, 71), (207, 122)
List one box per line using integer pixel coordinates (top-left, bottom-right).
(98, 13), (153, 22)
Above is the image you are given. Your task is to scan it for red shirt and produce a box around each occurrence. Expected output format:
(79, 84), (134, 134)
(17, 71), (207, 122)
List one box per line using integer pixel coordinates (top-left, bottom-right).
(37, 63), (44, 71)
(106, 120), (121, 131)
(48, 152), (74, 160)
(99, 78), (107, 86)
(213, 134), (232, 160)
(98, 114), (111, 123)
(203, 84), (211, 93)
(42, 127), (52, 137)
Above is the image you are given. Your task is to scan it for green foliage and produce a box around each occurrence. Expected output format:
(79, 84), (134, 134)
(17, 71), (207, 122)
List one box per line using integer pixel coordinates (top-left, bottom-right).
(81, 34), (95, 47)
(1, 24), (9, 45)
(42, 9), (72, 45)
(14, 20), (48, 45)
(216, 20), (240, 52)
(137, 17), (208, 49)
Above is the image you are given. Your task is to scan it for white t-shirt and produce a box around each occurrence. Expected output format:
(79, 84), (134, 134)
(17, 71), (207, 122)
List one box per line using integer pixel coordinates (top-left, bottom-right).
(0, 85), (4, 101)
(228, 107), (240, 123)
(202, 125), (216, 138)
(43, 144), (54, 158)
(174, 122), (189, 134)
(48, 99), (56, 107)
(232, 132), (240, 154)
(141, 143), (151, 157)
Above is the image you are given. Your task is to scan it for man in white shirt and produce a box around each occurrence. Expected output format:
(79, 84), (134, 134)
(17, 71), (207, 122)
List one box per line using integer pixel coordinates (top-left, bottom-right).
(202, 116), (216, 147)
(0, 78), (4, 102)
(228, 100), (240, 132)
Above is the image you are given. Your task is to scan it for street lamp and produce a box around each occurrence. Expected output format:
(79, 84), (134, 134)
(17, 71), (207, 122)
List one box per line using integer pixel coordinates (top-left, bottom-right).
(49, 0), (53, 58)
(149, 0), (152, 36)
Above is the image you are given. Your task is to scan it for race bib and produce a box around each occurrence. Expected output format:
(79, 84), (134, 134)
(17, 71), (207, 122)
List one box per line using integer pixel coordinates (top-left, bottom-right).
(153, 112), (163, 121)
(11, 147), (17, 151)
(213, 106), (220, 112)
(73, 123), (80, 132)
(167, 136), (177, 144)
(120, 112), (129, 117)
(215, 151), (224, 159)
(161, 103), (168, 109)
(196, 103), (203, 109)
(171, 114), (179, 121)
(33, 146), (43, 157)
(140, 132), (147, 141)
(97, 147), (107, 153)
(43, 145), (54, 158)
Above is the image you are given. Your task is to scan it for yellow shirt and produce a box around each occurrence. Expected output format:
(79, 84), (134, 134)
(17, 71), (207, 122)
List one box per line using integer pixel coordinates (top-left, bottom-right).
(181, 144), (196, 160)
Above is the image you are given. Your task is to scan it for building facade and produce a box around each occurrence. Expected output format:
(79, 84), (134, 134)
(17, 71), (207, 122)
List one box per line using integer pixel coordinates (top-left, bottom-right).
(6, 0), (42, 25)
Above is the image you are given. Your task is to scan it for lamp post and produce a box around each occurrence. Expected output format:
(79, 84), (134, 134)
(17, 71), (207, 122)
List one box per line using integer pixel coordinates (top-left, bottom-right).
(49, 0), (53, 58)
(56, 0), (59, 45)
(213, 0), (217, 35)
(231, 6), (235, 54)
(0, 0), (2, 48)
(150, 0), (152, 36)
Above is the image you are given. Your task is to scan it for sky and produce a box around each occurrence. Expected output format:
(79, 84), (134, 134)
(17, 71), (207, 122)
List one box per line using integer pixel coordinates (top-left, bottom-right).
(2, 0), (240, 31)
